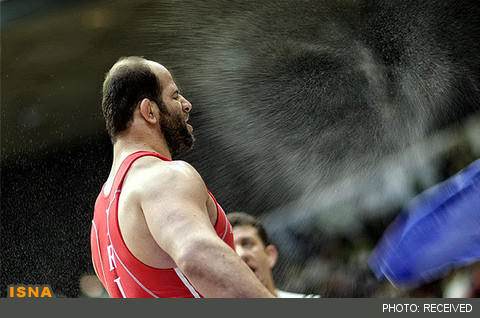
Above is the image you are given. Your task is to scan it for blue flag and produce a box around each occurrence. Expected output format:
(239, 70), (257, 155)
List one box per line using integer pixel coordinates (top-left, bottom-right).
(369, 158), (480, 288)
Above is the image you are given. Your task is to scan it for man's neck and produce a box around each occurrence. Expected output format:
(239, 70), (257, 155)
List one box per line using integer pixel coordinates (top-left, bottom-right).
(103, 135), (172, 196)
(113, 134), (172, 162)
(265, 276), (278, 297)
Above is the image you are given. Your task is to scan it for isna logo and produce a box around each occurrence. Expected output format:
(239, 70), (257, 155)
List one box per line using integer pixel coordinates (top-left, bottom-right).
(7, 284), (54, 298)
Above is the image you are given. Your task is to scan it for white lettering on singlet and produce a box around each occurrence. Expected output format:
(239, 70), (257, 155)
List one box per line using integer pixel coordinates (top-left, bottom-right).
(105, 208), (110, 236)
(113, 277), (126, 298)
(107, 244), (117, 271)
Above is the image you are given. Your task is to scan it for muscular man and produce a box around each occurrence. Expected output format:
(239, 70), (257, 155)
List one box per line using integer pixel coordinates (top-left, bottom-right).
(90, 56), (273, 298)
(228, 212), (320, 298)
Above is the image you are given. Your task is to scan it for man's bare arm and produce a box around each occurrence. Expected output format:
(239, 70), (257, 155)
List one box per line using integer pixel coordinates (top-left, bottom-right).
(139, 161), (274, 298)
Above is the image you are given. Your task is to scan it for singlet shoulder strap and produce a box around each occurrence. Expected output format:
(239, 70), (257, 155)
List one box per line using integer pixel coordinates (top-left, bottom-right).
(111, 151), (171, 191)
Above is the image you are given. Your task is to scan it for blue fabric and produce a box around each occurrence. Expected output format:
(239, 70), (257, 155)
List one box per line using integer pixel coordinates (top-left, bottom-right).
(369, 158), (480, 288)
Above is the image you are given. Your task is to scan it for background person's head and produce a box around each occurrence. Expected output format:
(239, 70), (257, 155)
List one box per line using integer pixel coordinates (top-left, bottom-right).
(227, 212), (278, 295)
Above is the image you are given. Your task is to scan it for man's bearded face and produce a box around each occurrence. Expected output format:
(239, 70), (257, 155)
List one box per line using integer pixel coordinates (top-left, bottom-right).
(157, 100), (195, 157)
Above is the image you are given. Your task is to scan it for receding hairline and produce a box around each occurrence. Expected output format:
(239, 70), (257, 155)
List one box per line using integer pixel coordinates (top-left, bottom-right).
(107, 56), (167, 77)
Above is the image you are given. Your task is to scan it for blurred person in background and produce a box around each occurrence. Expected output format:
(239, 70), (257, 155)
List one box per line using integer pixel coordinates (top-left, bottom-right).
(466, 265), (480, 298)
(79, 274), (108, 298)
(228, 212), (320, 298)
(90, 56), (273, 298)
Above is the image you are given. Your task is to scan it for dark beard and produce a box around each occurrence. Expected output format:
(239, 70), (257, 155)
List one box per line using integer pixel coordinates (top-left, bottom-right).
(159, 105), (195, 157)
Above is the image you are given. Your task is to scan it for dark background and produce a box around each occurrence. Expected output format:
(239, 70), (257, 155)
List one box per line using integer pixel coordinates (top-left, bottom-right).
(2, 0), (480, 297)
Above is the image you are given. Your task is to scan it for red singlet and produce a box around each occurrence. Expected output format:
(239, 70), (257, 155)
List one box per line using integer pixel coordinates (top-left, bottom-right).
(90, 151), (234, 298)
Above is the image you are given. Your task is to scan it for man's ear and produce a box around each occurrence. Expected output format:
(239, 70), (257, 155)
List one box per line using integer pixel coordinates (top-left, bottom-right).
(139, 98), (158, 124)
(266, 245), (278, 269)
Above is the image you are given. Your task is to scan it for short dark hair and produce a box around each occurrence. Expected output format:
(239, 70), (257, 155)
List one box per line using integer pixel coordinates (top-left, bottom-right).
(101, 56), (162, 142)
(227, 212), (271, 247)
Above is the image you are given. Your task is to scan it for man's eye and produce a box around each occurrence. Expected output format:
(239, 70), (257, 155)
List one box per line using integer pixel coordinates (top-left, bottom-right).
(243, 241), (253, 248)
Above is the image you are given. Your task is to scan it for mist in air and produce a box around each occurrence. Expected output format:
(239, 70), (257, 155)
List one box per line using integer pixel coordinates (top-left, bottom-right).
(142, 0), (480, 296)
(1, 0), (480, 297)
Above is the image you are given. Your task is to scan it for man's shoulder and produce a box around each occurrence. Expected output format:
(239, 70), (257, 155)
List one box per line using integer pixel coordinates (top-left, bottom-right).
(276, 289), (321, 298)
(126, 157), (204, 196)
(132, 157), (198, 181)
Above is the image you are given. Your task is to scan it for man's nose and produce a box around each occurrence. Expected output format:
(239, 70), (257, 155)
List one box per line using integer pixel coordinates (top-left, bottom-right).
(181, 96), (192, 112)
(235, 245), (249, 260)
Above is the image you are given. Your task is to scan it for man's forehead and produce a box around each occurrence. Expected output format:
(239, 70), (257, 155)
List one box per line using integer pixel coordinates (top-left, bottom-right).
(146, 62), (177, 91)
(233, 225), (260, 238)
(144, 60), (170, 78)
(144, 59), (165, 70)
